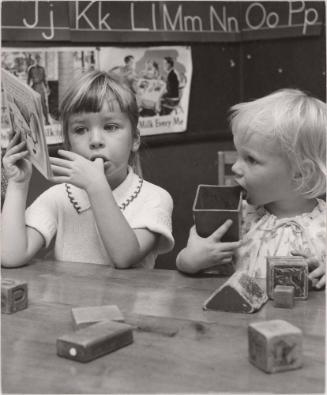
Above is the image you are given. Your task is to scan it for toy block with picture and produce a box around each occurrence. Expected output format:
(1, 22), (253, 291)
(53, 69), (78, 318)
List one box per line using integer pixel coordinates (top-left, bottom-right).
(1, 278), (28, 314)
(248, 319), (303, 373)
(266, 257), (308, 300)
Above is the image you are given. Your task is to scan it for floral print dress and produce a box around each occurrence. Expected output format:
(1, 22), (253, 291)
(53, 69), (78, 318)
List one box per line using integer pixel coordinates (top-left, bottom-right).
(235, 199), (326, 278)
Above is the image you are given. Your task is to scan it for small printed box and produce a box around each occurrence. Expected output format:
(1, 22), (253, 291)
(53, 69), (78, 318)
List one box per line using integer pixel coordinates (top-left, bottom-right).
(57, 320), (133, 363)
(1, 278), (28, 314)
(71, 305), (125, 330)
(248, 319), (303, 373)
(273, 285), (294, 308)
(266, 257), (308, 300)
(193, 185), (243, 241)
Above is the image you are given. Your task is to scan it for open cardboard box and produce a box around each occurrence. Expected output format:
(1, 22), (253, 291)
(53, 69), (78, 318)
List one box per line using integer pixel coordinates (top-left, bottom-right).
(193, 184), (243, 242)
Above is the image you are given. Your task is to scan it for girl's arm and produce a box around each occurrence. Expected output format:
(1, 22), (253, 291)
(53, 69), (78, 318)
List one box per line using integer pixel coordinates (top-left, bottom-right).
(50, 150), (158, 268)
(1, 133), (44, 267)
(87, 181), (158, 268)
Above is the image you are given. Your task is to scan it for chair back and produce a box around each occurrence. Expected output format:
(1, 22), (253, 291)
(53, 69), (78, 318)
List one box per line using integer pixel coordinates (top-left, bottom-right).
(217, 150), (237, 185)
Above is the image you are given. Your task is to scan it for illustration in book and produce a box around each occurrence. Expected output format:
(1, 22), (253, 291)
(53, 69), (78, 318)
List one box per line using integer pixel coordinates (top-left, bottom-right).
(2, 68), (52, 179)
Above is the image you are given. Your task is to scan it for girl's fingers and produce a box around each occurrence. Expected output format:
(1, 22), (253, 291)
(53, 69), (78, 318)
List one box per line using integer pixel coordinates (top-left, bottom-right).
(4, 150), (29, 166)
(291, 249), (310, 258)
(189, 226), (198, 237)
(7, 131), (21, 146)
(57, 149), (80, 160)
(309, 266), (324, 279)
(5, 140), (26, 155)
(220, 241), (241, 251)
(221, 256), (233, 264)
(50, 164), (71, 176)
(315, 275), (325, 289)
(93, 157), (104, 170)
(308, 259), (320, 271)
(49, 157), (73, 168)
(210, 220), (233, 241)
(216, 251), (234, 259)
(49, 176), (70, 184)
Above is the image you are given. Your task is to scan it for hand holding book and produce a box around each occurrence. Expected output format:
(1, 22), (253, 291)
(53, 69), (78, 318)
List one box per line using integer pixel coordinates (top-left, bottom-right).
(2, 130), (32, 184)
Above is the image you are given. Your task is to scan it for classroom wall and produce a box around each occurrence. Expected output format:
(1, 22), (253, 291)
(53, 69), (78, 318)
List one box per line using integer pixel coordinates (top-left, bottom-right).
(24, 31), (326, 269)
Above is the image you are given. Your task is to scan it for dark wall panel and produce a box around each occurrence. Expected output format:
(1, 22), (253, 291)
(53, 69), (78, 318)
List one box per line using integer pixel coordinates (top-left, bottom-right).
(241, 36), (326, 101)
(187, 43), (241, 133)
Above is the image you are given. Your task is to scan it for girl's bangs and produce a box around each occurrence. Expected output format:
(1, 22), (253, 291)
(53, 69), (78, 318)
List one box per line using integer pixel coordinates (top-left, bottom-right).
(72, 83), (121, 114)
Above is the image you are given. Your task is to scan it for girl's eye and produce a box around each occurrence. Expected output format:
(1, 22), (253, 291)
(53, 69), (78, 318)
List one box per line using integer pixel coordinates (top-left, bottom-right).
(73, 126), (87, 134)
(104, 124), (118, 132)
(246, 155), (258, 165)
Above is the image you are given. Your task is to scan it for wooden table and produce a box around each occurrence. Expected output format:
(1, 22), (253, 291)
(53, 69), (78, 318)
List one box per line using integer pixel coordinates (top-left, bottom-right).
(2, 259), (325, 394)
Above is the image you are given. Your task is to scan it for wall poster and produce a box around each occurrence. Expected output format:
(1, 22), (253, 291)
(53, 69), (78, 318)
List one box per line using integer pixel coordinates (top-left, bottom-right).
(1, 47), (97, 147)
(1, 45), (192, 148)
(100, 46), (192, 136)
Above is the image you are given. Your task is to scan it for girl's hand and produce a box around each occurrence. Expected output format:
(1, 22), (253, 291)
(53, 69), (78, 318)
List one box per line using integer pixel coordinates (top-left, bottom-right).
(291, 250), (325, 290)
(49, 150), (107, 191)
(177, 220), (241, 274)
(2, 131), (32, 184)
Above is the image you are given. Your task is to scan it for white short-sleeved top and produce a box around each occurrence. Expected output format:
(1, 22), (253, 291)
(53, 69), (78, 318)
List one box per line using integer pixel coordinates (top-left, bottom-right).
(25, 168), (174, 268)
(235, 199), (326, 278)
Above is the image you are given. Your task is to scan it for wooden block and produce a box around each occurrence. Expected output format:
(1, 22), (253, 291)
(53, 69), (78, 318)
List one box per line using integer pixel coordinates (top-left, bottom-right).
(248, 319), (302, 373)
(203, 271), (268, 313)
(57, 320), (133, 362)
(266, 257), (308, 300)
(193, 184), (243, 241)
(71, 305), (124, 329)
(1, 278), (28, 314)
(273, 285), (294, 308)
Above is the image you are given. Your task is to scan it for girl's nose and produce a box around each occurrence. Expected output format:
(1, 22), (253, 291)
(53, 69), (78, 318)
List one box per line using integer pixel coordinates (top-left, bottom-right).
(89, 129), (105, 149)
(231, 159), (243, 177)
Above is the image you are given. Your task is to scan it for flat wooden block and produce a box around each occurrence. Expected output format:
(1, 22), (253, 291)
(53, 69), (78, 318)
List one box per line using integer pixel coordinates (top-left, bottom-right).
(248, 319), (302, 373)
(57, 320), (133, 362)
(193, 184), (243, 241)
(273, 285), (294, 308)
(71, 305), (124, 329)
(266, 257), (308, 300)
(203, 271), (268, 313)
(1, 278), (28, 314)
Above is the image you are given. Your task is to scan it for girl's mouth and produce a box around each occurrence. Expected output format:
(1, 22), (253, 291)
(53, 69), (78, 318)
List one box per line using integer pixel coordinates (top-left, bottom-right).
(90, 155), (109, 162)
(236, 184), (248, 201)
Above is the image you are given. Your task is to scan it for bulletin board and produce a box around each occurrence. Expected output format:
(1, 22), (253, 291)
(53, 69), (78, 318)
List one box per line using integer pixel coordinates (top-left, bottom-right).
(2, 0), (325, 147)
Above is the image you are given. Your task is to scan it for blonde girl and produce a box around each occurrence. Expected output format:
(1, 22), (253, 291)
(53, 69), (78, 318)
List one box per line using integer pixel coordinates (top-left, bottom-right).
(177, 89), (325, 289)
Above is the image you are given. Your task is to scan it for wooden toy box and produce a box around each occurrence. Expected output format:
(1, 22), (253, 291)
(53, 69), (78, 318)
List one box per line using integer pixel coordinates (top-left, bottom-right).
(193, 184), (243, 241)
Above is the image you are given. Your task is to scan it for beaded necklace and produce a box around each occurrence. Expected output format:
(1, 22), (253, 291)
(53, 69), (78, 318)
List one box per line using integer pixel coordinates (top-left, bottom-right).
(65, 176), (144, 214)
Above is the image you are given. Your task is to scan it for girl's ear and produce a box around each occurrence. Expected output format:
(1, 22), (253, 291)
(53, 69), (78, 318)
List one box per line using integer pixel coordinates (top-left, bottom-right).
(293, 159), (315, 182)
(131, 128), (141, 152)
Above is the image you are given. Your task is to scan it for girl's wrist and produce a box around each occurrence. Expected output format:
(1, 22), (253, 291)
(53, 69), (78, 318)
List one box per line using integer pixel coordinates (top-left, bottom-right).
(8, 177), (30, 190)
(86, 178), (112, 196)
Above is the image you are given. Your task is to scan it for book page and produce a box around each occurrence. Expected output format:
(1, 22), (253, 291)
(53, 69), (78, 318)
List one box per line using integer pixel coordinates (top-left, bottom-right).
(1, 68), (52, 179)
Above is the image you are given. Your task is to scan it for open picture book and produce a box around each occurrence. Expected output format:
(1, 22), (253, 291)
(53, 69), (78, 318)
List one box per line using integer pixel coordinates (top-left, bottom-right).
(2, 68), (52, 179)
